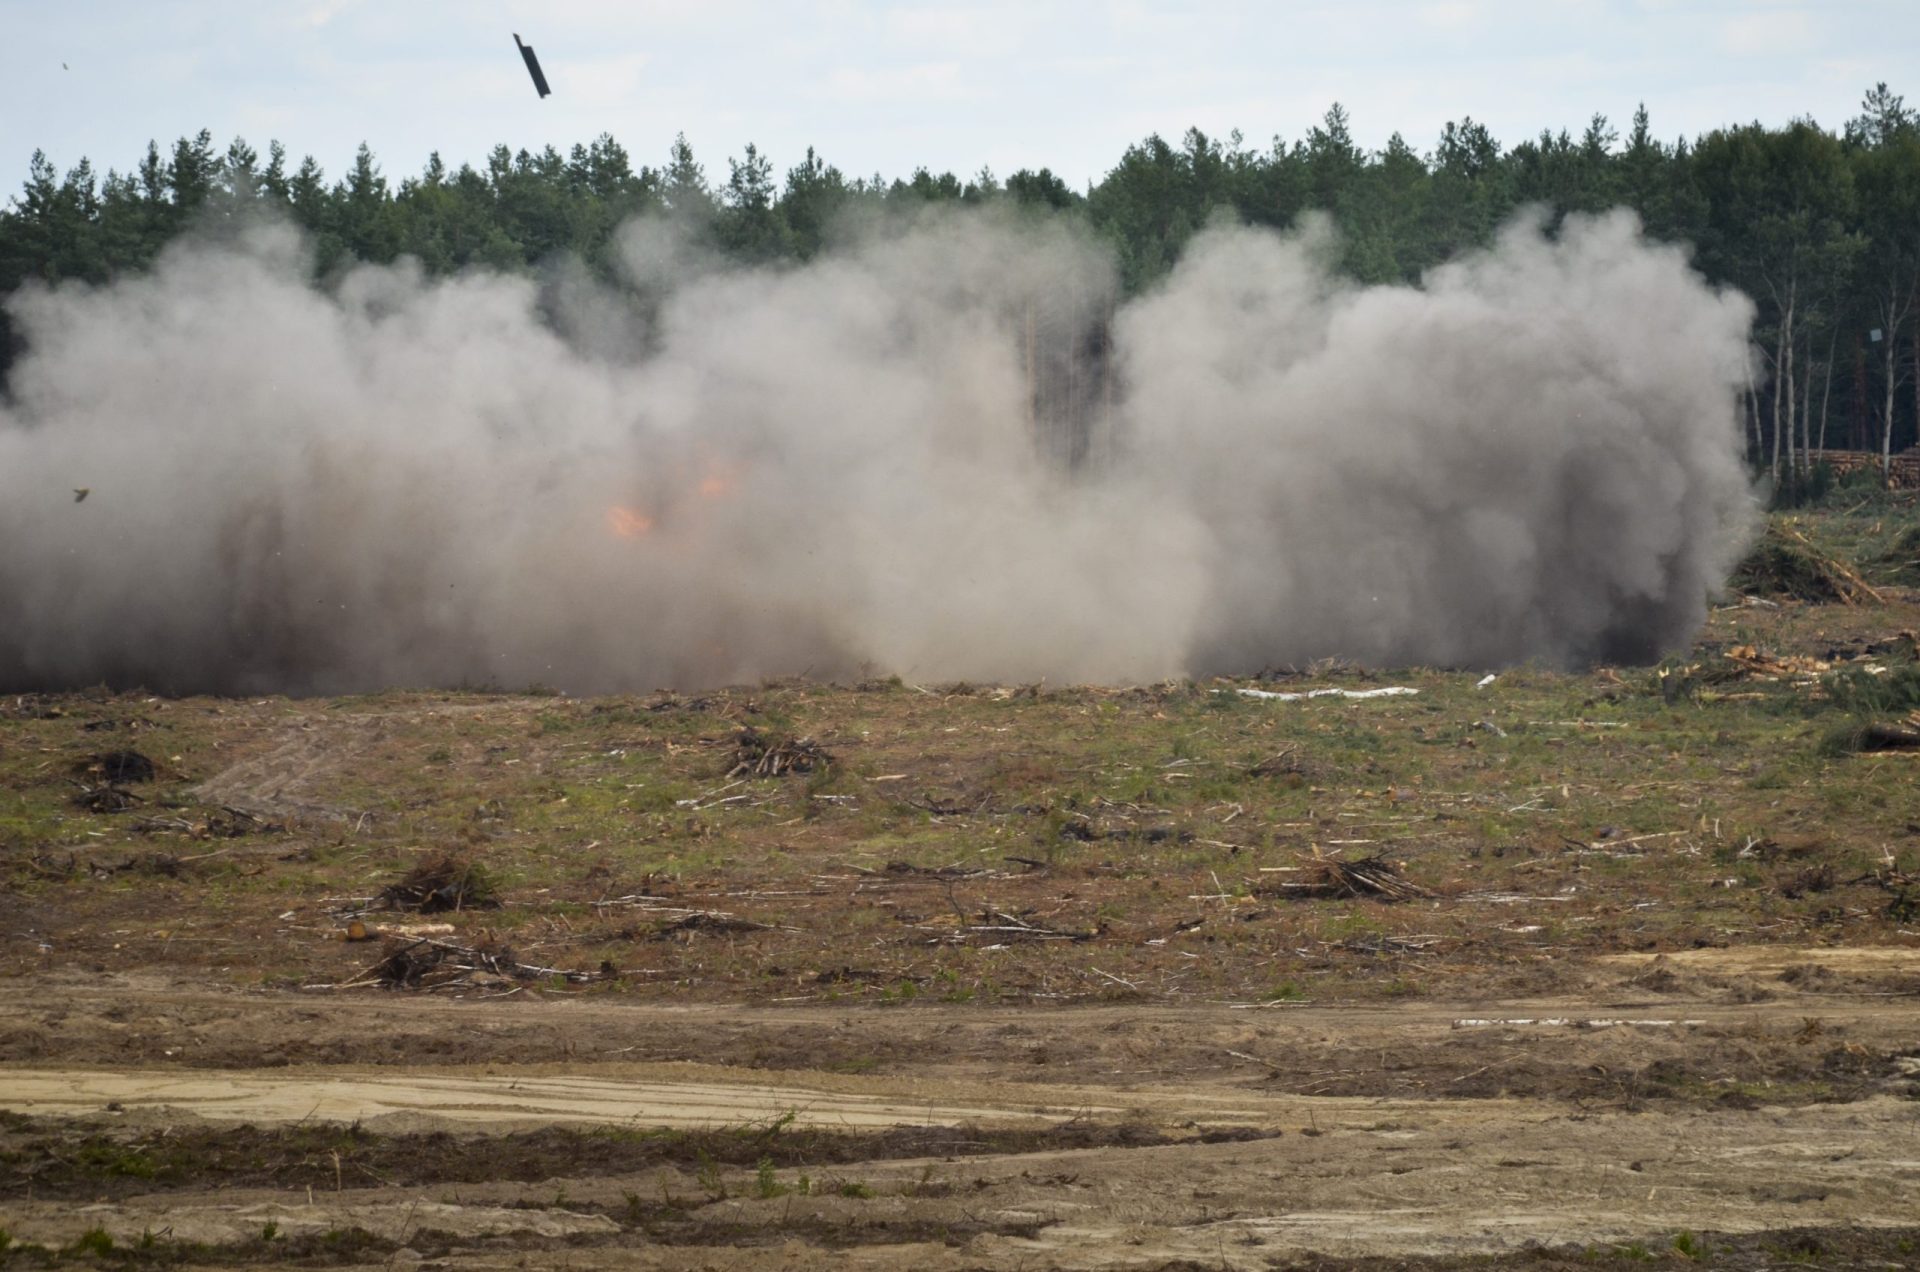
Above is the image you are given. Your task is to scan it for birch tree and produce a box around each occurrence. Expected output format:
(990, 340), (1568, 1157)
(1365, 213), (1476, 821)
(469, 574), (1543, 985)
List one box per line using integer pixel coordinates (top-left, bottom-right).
(1849, 86), (1920, 473)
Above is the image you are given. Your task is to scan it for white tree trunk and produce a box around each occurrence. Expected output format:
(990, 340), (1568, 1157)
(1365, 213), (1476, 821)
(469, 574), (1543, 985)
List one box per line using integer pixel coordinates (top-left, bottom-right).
(1883, 279), (1918, 478)
(1744, 359), (1761, 465)
(1817, 327), (1835, 454)
(1886, 298), (1900, 479)
(1801, 344), (1813, 472)
(1783, 289), (1797, 481)
(1770, 324), (1785, 481)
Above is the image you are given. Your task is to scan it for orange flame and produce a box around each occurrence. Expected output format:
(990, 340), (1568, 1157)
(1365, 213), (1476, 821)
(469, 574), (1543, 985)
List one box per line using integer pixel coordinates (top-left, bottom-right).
(696, 466), (740, 500)
(606, 506), (655, 538)
(607, 463), (741, 541)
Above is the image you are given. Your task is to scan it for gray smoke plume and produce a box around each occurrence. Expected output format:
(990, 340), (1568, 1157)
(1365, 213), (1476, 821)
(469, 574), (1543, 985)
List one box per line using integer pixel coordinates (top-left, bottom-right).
(0, 207), (1757, 695)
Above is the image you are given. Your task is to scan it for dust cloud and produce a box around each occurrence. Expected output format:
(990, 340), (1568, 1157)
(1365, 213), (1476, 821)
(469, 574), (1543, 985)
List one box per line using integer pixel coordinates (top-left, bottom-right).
(0, 207), (1756, 695)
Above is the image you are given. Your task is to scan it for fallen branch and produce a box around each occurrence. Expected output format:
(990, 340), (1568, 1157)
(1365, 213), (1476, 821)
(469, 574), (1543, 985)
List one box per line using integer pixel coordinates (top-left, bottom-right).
(870, 859), (999, 879)
(69, 781), (144, 813)
(651, 912), (775, 940)
(916, 909), (1101, 944)
(1855, 722), (1920, 752)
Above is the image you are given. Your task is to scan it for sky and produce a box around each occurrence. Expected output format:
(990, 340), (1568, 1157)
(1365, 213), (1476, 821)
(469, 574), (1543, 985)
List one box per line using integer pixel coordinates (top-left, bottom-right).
(2, 0), (1914, 199)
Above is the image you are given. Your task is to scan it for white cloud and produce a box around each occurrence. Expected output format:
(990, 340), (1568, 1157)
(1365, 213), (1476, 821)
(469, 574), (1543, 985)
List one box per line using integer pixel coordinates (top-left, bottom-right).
(823, 61), (967, 103)
(1718, 7), (1817, 57)
(558, 54), (655, 109)
(299, 0), (368, 28)
(881, 4), (1033, 49)
(1417, 2), (1482, 28)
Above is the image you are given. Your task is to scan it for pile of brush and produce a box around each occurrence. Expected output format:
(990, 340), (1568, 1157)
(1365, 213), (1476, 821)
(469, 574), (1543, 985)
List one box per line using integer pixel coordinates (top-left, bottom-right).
(727, 727), (830, 778)
(376, 853), (501, 913)
(74, 750), (157, 783)
(1731, 525), (1883, 605)
(1879, 526), (1920, 587)
(1268, 852), (1431, 902)
(348, 935), (599, 991)
(67, 749), (158, 813)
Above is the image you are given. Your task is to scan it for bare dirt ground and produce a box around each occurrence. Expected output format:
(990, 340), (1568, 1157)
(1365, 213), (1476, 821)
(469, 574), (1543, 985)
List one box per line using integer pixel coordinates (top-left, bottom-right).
(3, 974), (1920, 1269)
(4, 506), (1920, 1268)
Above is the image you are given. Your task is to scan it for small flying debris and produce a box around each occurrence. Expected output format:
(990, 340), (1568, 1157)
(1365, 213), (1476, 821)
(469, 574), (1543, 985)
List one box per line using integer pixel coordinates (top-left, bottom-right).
(513, 33), (551, 98)
(73, 487), (89, 502)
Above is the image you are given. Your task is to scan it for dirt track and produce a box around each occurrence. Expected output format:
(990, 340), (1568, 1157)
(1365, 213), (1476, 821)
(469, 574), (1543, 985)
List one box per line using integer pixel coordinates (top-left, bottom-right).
(4, 965), (1919, 1268)
(0, 1066), (1105, 1130)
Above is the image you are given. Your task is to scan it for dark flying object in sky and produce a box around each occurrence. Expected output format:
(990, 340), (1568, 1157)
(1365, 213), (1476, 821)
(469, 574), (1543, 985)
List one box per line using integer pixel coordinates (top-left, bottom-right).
(513, 34), (551, 98)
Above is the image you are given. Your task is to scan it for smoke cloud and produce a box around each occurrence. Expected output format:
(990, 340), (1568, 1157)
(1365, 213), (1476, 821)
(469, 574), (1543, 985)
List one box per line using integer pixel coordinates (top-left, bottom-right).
(0, 207), (1757, 695)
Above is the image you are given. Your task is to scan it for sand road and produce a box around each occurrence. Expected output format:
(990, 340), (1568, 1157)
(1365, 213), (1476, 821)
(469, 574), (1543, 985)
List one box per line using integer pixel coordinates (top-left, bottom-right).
(3, 966), (1919, 1267)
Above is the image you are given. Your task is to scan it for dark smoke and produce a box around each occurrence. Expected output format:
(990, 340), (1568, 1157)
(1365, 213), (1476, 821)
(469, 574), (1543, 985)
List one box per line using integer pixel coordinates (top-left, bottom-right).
(0, 207), (1757, 695)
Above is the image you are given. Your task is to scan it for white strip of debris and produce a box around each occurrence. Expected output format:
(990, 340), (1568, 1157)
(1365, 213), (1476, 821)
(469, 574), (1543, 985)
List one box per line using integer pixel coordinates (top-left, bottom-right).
(1451, 1018), (1706, 1030)
(1227, 686), (1419, 702)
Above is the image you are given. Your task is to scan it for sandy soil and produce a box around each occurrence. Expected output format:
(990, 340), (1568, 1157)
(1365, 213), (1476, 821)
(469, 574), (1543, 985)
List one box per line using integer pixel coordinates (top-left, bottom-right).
(3, 966), (1918, 1269)
(0, 1066), (1114, 1130)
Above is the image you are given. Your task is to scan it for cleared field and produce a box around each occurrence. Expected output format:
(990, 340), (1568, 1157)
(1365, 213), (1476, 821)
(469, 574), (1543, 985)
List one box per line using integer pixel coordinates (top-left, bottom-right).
(2, 503), (1918, 1269)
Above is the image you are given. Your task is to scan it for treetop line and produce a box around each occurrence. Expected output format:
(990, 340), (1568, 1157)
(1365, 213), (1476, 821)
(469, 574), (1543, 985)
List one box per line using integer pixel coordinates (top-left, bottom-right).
(3, 86), (1917, 477)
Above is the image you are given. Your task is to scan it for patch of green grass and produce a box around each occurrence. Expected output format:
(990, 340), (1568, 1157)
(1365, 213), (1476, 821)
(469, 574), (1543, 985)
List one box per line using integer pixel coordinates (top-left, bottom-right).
(66, 1227), (115, 1256)
(68, 1142), (162, 1180)
(1672, 1229), (1709, 1260)
(694, 1149), (725, 1199)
